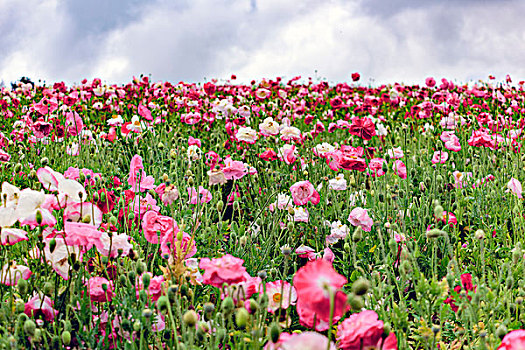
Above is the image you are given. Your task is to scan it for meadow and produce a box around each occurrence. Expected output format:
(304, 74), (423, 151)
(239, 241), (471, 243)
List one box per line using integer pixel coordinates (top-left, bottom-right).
(0, 74), (524, 349)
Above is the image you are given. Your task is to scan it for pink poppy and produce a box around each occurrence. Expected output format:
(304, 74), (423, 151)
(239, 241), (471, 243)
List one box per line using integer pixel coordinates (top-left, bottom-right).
(221, 157), (248, 180)
(336, 310), (384, 350)
(265, 280), (297, 313)
(160, 229), (197, 259)
(136, 273), (165, 301)
(293, 259), (347, 319)
(368, 158), (386, 177)
(138, 104), (153, 120)
(281, 332), (336, 350)
(64, 221), (103, 251)
(0, 228), (28, 245)
(187, 186), (212, 204)
(431, 151), (449, 164)
(425, 77), (436, 87)
(65, 111), (84, 136)
(349, 117), (376, 141)
(393, 160), (407, 179)
(498, 330), (525, 350)
(0, 262), (32, 286)
(87, 276), (114, 303)
(290, 181), (320, 206)
(348, 207), (373, 232)
(199, 254), (247, 288)
(506, 178), (523, 198)
(128, 155), (155, 192)
(25, 293), (58, 322)
(142, 210), (176, 244)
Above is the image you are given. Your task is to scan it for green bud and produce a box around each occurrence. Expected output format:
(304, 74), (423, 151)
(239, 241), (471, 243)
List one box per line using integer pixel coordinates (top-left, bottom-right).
(14, 163), (22, 173)
(128, 271), (136, 284)
(217, 200), (224, 213)
(204, 302), (215, 315)
(35, 210), (43, 225)
(495, 324), (508, 339)
(426, 228), (447, 239)
(63, 320), (72, 332)
(249, 299), (259, 313)
(133, 320), (141, 332)
(136, 262), (146, 276)
(142, 308), (153, 318)
(221, 297), (235, 314)
(43, 281), (54, 296)
(157, 296), (169, 314)
(352, 226), (363, 242)
(61, 331), (71, 346)
(352, 278), (370, 296)
(109, 215), (118, 226)
(270, 323), (281, 343)
(23, 319), (36, 336)
(33, 328), (42, 342)
(433, 205), (444, 219)
(183, 310), (198, 327)
(235, 308), (249, 329)
(92, 192), (100, 202)
(349, 294), (364, 310)
(17, 278), (28, 295)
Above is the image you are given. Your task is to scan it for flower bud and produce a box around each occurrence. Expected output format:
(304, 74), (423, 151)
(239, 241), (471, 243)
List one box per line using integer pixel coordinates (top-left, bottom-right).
(183, 310), (198, 327)
(43, 281), (54, 296)
(133, 320), (141, 332)
(217, 200), (224, 213)
(35, 210), (43, 225)
(426, 228), (447, 239)
(221, 297), (235, 314)
(204, 302), (215, 315)
(157, 296), (169, 314)
(474, 229), (485, 240)
(136, 262), (146, 276)
(142, 273), (151, 289)
(495, 324), (508, 339)
(352, 278), (370, 296)
(270, 323), (281, 343)
(61, 331), (71, 346)
(349, 294), (364, 310)
(433, 205), (444, 219)
(17, 278), (28, 295)
(142, 308), (153, 318)
(352, 227), (363, 242)
(23, 319), (36, 336)
(235, 308), (249, 329)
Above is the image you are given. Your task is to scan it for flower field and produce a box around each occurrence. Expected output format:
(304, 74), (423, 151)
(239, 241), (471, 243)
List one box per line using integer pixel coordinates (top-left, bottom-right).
(1, 74), (525, 349)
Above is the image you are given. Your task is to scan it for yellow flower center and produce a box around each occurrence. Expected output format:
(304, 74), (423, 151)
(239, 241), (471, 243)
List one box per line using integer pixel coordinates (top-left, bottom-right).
(272, 293), (281, 303)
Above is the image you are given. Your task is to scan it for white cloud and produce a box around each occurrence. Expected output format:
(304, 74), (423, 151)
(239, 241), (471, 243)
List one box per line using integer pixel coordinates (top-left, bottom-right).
(0, 0), (524, 86)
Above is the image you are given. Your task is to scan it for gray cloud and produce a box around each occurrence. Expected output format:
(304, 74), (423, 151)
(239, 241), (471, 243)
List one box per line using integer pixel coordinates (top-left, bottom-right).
(0, 0), (524, 86)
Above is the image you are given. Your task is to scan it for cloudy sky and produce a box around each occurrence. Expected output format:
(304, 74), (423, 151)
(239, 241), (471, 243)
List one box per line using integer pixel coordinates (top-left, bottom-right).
(1, 0), (524, 86)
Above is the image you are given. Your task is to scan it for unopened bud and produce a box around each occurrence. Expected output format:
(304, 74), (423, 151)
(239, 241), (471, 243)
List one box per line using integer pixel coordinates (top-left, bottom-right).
(352, 227), (363, 242)
(352, 278), (370, 296)
(183, 310), (198, 327)
(235, 307), (249, 329)
(35, 210), (43, 225)
(221, 297), (235, 314)
(61, 331), (71, 346)
(23, 319), (36, 336)
(270, 323), (281, 343)
(475, 229), (485, 240)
